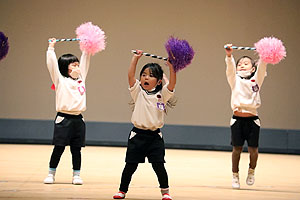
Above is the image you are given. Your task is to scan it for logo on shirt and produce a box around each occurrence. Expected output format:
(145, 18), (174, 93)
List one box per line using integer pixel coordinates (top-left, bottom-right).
(156, 94), (165, 111)
(78, 86), (86, 95)
(252, 84), (259, 92)
(77, 80), (86, 95)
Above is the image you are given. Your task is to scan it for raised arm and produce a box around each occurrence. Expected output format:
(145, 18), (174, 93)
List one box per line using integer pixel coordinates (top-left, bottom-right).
(255, 59), (267, 87)
(162, 73), (169, 84)
(225, 44), (236, 88)
(165, 60), (176, 91)
(46, 38), (60, 85)
(128, 50), (142, 87)
(79, 51), (91, 81)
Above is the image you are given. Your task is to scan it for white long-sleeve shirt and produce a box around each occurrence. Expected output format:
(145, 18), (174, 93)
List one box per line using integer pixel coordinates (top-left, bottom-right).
(130, 80), (174, 130)
(226, 56), (267, 116)
(47, 47), (91, 115)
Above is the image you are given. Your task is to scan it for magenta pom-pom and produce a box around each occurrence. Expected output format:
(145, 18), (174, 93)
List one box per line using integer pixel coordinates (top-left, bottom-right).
(165, 36), (194, 72)
(76, 22), (106, 55)
(254, 37), (286, 64)
(0, 31), (9, 61)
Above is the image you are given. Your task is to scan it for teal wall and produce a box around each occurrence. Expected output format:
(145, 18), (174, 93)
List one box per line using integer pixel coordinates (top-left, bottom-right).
(1, 119), (299, 154)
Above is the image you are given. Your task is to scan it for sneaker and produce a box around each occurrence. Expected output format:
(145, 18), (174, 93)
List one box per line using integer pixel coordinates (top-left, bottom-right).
(44, 174), (55, 184)
(232, 172), (240, 189)
(113, 191), (126, 199)
(246, 168), (255, 185)
(162, 193), (173, 200)
(72, 175), (83, 185)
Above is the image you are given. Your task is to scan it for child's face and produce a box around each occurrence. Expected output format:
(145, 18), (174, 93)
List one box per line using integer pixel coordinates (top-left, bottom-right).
(140, 68), (161, 91)
(237, 57), (254, 72)
(68, 62), (80, 75)
(68, 62), (81, 79)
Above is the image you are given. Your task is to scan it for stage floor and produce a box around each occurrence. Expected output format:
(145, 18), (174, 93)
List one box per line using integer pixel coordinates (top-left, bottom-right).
(0, 144), (299, 200)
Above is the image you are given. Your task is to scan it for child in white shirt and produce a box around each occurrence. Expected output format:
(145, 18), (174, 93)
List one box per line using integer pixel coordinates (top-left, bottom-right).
(225, 44), (267, 189)
(44, 38), (91, 185)
(113, 50), (176, 200)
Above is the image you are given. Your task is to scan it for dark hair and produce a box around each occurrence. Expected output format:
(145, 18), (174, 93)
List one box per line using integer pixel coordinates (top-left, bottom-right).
(58, 54), (79, 78)
(236, 56), (257, 78)
(139, 63), (164, 92)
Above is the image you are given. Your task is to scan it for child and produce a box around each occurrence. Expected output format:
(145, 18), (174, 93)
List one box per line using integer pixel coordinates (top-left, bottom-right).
(43, 38), (91, 185)
(225, 44), (267, 189)
(113, 50), (176, 200)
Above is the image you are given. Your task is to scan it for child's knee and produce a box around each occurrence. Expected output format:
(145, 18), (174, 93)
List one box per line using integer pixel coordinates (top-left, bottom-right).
(233, 146), (243, 154)
(248, 147), (258, 154)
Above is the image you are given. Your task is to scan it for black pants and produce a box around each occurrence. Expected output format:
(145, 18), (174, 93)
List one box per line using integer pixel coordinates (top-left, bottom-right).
(53, 112), (86, 147)
(49, 145), (82, 170)
(126, 127), (165, 163)
(119, 162), (169, 193)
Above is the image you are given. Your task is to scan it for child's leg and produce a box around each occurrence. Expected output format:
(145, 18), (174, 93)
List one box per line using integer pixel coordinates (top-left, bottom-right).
(119, 163), (139, 193)
(49, 145), (65, 169)
(44, 145), (65, 184)
(152, 163), (173, 199)
(245, 117), (260, 186)
(151, 163), (169, 190)
(246, 146), (258, 185)
(70, 146), (81, 170)
(231, 146), (242, 189)
(232, 146), (243, 173)
(248, 147), (258, 169)
(70, 146), (83, 185)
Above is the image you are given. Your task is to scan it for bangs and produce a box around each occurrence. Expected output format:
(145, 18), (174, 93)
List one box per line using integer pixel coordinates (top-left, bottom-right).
(140, 63), (163, 80)
(67, 55), (79, 64)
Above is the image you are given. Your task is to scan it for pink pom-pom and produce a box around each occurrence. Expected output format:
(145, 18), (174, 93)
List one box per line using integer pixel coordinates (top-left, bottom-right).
(76, 22), (106, 55)
(254, 37), (286, 64)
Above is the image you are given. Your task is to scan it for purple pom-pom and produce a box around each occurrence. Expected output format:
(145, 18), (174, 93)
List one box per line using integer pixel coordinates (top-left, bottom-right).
(165, 36), (194, 72)
(0, 32), (9, 61)
(76, 22), (106, 55)
(254, 37), (286, 64)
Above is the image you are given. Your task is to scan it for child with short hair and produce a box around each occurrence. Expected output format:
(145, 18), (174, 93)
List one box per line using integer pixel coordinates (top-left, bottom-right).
(225, 44), (267, 189)
(113, 50), (176, 200)
(44, 38), (91, 185)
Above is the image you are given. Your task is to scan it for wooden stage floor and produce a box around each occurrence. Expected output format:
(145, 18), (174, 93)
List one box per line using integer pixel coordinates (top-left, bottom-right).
(0, 144), (299, 200)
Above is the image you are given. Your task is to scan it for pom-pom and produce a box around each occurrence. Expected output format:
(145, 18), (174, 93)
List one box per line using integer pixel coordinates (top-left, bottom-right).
(76, 22), (106, 55)
(0, 31), (9, 61)
(165, 36), (194, 72)
(254, 37), (286, 64)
